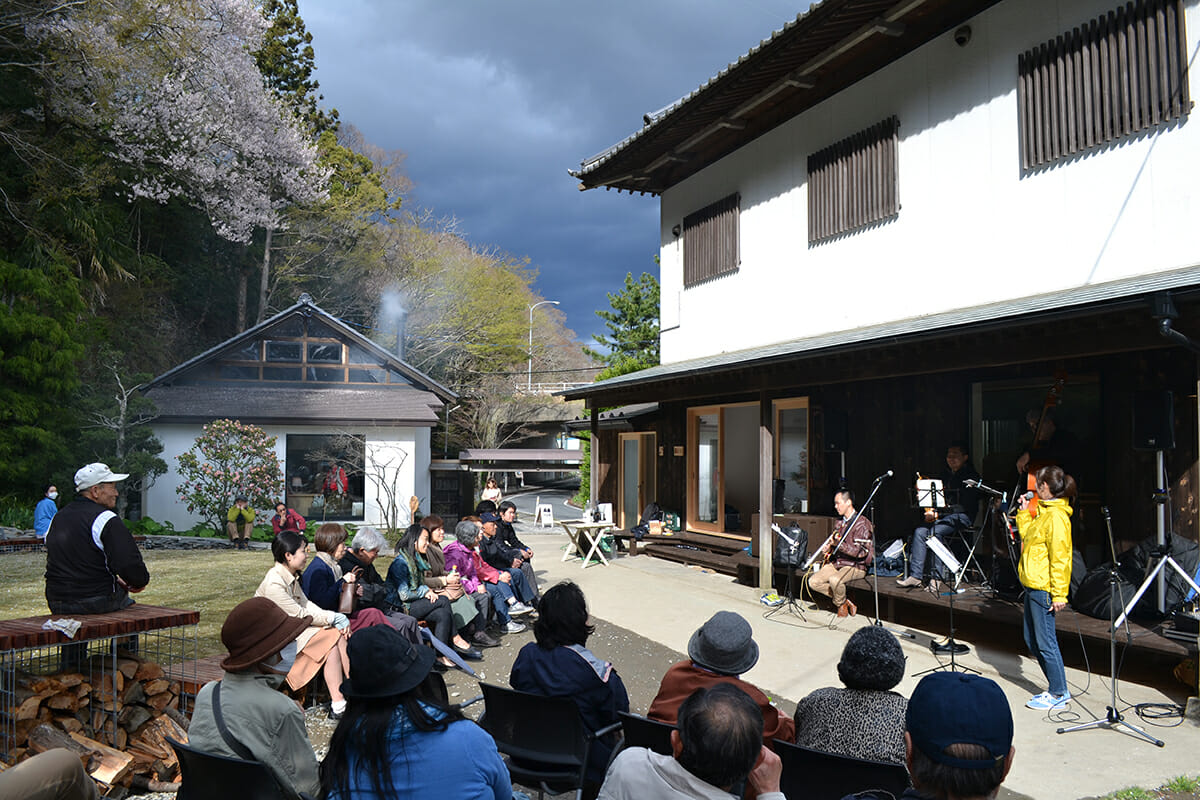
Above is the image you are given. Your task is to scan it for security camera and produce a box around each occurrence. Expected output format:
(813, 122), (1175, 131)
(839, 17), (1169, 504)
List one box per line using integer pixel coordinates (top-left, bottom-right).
(954, 25), (972, 47)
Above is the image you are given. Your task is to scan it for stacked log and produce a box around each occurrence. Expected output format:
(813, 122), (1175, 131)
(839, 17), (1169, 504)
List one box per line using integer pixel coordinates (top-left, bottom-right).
(4, 651), (189, 791)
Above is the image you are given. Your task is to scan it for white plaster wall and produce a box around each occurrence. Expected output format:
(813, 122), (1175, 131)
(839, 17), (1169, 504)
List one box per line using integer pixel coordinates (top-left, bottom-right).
(658, 0), (1200, 363)
(146, 423), (431, 531)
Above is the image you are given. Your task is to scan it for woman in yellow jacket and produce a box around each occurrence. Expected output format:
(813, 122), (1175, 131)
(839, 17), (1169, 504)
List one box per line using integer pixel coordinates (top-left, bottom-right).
(1016, 464), (1076, 711)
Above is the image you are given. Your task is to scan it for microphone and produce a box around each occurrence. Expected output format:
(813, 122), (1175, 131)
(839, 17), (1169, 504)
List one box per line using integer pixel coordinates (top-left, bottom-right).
(963, 478), (1005, 498)
(873, 469), (894, 483)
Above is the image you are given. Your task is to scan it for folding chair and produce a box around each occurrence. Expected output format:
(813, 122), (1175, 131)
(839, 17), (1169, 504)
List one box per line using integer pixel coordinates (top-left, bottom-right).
(169, 737), (288, 800)
(478, 683), (620, 800)
(774, 739), (909, 800)
(616, 711), (675, 756)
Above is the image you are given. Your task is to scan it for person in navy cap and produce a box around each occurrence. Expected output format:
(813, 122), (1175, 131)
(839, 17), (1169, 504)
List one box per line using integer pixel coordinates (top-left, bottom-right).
(902, 672), (1015, 800)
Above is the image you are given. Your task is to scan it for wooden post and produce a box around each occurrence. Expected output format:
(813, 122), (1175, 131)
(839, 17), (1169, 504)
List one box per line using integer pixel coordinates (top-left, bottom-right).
(759, 392), (774, 589)
(590, 405), (600, 509)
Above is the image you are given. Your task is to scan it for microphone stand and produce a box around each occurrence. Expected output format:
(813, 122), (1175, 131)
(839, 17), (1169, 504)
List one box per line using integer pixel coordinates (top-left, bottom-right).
(764, 525), (807, 622)
(855, 474), (914, 638)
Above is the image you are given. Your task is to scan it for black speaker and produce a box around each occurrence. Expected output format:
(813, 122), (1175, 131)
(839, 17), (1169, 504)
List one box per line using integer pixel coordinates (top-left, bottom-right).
(823, 409), (849, 452)
(1132, 390), (1174, 451)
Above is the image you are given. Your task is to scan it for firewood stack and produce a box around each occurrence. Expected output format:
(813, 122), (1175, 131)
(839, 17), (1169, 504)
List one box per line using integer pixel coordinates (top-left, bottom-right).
(4, 651), (191, 792)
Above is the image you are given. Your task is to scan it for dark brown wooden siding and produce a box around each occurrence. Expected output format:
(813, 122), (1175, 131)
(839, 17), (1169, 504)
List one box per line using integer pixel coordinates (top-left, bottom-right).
(807, 116), (900, 244)
(682, 193), (740, 287)
(1018, 0), (1191, 170)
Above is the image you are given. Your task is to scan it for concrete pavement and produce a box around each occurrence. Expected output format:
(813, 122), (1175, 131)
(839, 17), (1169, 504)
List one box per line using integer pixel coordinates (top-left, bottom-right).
(513, 522), (1200, 800)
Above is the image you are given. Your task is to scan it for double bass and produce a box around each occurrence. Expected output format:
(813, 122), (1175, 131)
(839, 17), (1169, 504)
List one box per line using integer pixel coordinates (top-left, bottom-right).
(1007, 371), (1067, 535)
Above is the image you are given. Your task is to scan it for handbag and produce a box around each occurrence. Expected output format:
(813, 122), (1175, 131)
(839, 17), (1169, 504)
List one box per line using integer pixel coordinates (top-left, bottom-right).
(338, 580), (358, 615)
(437, 582), (466, 601)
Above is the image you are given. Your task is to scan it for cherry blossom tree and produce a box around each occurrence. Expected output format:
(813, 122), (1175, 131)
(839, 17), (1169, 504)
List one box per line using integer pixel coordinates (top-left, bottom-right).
(176, 419), (283, 535)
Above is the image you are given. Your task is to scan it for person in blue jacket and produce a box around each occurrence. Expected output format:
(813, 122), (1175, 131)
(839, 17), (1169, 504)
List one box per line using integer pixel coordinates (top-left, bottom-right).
(320, 624), (512, 800)
(34, 484), (58, 539)
(510, 580), (628, 790)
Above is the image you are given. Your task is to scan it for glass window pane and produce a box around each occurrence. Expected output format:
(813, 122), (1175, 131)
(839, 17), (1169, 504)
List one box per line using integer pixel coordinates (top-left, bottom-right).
(218, 364), (258, 380)
(349, 368), (385, 383)
(271, 316), (304, 337)
(310, 367), (344, 382)
(308, 342), (342, 363)
(386, 369), (410, 385)
(228, 342), (259, 361)
(622, 438), (640, 528)
(696, 413), (719, 523)
(285, 434), (365, 521)
(263, 366), (302, 381)
(266, 341), (302, 362)
(347, 345), (380, 365)
(777, 406), (809, 513)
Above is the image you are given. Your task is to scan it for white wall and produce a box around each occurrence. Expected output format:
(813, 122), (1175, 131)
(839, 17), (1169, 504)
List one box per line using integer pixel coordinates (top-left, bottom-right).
(146, 423), (431, 531)
(658, 0), (1200, 363)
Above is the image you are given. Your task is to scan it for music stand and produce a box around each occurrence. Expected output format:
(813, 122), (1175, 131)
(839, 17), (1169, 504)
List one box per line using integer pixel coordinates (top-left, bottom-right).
(765, 524), (808, 623)
(915, 537), (977, 675)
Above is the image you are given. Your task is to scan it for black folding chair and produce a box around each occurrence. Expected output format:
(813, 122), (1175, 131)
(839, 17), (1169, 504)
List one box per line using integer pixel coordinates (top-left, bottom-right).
(168, 737), (288, 800)
(616, 711), (676, 755)
(478, 683), (620, 800)
(774, 739), (910, 800)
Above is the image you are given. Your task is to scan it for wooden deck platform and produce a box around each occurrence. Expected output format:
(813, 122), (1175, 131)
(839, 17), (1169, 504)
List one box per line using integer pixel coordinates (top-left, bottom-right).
(619, 535), (1197, 667)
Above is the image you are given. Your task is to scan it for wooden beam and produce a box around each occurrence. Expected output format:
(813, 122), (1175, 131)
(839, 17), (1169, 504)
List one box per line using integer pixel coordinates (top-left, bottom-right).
(759, 392), (774, 589)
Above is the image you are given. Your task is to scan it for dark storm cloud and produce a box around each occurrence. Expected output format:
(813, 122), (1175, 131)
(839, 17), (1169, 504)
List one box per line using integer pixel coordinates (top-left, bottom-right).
(299, 0), (808, 344)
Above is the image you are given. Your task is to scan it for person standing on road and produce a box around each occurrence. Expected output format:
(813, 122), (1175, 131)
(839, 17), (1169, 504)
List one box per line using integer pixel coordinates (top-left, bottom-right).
(34, 483), (59, 539)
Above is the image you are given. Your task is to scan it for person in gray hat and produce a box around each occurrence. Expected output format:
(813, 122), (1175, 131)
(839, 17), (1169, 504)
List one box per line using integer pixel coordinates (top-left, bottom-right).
(793, 625), (908, 765)
(189, 597), (320, 800)
(44, 462), (149, 615)
(647, 611), (794, 743)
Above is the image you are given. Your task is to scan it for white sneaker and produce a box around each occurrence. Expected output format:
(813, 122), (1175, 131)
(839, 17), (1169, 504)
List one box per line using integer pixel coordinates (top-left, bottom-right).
(508, 602), (535, 616)
(505, 620), (527, 634)
(1026, 691), (1071, 710)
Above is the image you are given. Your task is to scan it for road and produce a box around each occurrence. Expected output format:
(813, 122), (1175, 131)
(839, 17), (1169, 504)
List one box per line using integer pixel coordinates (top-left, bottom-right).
(500, 482), (580, 527)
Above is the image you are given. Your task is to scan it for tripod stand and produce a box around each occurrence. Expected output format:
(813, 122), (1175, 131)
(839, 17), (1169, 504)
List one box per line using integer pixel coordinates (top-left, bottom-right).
(916, 536), (977, 675)
(764, 524), (807, 622)
(1057, 508), (1170, 746)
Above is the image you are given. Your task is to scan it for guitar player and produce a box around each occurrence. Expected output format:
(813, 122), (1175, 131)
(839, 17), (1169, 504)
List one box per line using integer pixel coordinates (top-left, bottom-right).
(808, 489), (875, 617)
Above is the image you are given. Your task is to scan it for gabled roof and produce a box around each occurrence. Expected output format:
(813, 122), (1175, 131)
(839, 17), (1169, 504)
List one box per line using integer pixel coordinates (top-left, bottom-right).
(144, 385), (445, 427)
(145, 293), (456, 403)
(572, 0), (1002, 194)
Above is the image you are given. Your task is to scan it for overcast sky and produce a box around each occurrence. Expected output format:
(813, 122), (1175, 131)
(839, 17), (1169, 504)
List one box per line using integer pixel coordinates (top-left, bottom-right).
(298, 1), (813, 346)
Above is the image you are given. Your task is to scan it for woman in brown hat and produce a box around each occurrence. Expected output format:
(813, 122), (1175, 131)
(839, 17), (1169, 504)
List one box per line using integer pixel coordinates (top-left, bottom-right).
(188, 597), (321, 799)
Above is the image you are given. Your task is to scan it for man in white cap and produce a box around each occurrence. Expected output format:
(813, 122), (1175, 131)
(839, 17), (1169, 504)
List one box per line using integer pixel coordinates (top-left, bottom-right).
(44, 463), (150, 614)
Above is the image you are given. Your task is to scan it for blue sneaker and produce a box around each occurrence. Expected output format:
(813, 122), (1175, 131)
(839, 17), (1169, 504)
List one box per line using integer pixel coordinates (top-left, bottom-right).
(1026, 691), (1071, 710)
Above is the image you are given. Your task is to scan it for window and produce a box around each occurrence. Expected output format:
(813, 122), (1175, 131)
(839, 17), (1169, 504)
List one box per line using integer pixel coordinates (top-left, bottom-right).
(265, 341), (302, 362)
(307, 342), (343, 363)
(686, 403), (758, 533)
(285, 434), (366, 521)
(807, 117), (899, 244)
(682, 193), (739, 287)
(1018, 0), (1190, 170)
(773, 398), (809, 514)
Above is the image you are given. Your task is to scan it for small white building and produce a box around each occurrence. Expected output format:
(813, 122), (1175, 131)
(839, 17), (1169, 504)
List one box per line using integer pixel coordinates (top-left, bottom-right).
(142, 294), (455, 531)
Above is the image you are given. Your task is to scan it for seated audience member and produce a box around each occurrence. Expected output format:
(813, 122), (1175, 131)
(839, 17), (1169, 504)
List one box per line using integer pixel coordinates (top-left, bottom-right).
(648, 611), (795, 744)
(497, 501), (532, 558)
(189, 597), (320, 799)
(0, 747), (98, 800)
(476, 498), (499, 516)
(254, 531), (350, 719)
(301, 523), (396, 634)
(511, 581), (629, 789)
(386, 524), (482, 666)
(420, 515), (498, 644)
(226, 494), (255, 550)
(898, 443), (979, 591)
(271, 501), (307, 537)
(337, 526), (422, 645)
(319, 625), (511, 800)
(479, 511), (540, 606)
(599, 684), (783, 800)
(793, 625), (908, 765)
(444, 519), (533, 634)
(901, 673), (1015, 800)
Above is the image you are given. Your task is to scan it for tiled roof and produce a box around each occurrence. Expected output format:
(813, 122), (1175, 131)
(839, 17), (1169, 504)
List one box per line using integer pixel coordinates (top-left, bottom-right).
(146, 385), (443, 426)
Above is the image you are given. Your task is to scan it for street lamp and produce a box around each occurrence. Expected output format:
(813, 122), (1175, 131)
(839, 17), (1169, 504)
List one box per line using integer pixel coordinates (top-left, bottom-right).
(528, 299), (560, 392)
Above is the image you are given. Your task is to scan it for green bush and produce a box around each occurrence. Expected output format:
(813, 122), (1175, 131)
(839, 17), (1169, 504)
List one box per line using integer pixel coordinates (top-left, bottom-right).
(127, 516), (176, 536)
(0, 496), (34, 529)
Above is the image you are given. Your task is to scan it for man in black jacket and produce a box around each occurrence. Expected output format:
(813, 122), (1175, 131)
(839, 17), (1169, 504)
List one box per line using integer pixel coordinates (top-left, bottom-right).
(45, 463), (149, 614)
(479, 512), (539, 608)
(337, 526), (422, 645)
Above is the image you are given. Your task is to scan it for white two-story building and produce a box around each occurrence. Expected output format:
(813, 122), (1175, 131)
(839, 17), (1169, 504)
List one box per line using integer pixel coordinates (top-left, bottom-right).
(565, 0), (1200, 584)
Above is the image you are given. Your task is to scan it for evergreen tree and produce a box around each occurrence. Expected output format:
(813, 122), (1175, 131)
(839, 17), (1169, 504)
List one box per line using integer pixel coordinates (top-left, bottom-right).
(583, 271), (660, 368)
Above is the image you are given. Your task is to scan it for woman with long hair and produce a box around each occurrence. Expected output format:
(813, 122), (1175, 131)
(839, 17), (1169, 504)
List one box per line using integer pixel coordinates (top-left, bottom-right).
(481, 476), (502, 506)
(1016, 464), (1076, 711)
(319, 625), (511, 800)
(385, 524), (482, 666)
(416, 516), (499, 649)
(254, 531), (350, 719)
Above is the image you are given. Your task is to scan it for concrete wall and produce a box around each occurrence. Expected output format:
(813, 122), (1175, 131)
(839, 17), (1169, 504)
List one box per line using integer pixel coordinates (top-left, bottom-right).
(658, 0), (1200, 363)
(146, 423), (430, 530)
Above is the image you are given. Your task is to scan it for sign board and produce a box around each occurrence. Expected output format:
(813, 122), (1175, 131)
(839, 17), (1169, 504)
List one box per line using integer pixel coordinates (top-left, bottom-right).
(535, 501), (555, 527)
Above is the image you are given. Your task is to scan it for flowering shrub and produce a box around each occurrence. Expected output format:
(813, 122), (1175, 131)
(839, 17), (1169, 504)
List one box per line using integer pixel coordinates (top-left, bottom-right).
(176, 419), (283, 535)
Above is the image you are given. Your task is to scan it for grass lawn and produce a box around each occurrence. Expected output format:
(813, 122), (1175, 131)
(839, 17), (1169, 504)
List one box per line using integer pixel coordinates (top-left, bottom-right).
(0, 547), (397, 658)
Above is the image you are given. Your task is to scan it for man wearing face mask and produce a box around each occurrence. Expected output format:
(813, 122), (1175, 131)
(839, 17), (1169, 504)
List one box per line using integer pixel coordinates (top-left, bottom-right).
(188, 598), (321, 800)
(45, 463), (150, 614)
(34, 484), (59, 539)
